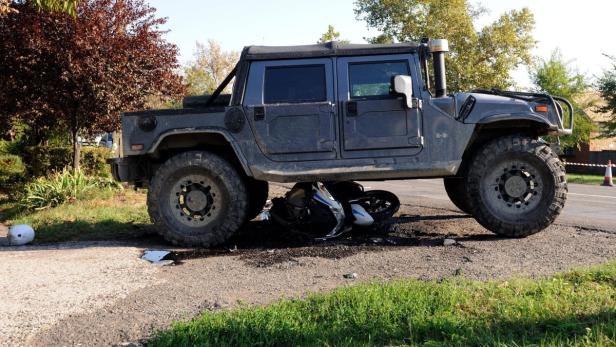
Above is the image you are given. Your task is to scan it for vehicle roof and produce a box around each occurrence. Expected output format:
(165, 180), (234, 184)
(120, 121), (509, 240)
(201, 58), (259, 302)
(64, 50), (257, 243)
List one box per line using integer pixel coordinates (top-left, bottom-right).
(243, 41), (419, 61)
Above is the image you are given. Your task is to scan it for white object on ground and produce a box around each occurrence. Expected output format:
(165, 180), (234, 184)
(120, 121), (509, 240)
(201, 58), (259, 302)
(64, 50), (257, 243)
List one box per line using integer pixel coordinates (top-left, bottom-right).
(141, 250), (171, 264)
(443, 238), (457, 246)
(7, 225), (35, 246)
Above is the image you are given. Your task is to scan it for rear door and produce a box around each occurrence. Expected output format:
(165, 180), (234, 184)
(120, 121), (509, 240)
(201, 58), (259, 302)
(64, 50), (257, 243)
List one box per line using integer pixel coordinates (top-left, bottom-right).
(243, 59), (337, 161)
(336, 55), (423, 158)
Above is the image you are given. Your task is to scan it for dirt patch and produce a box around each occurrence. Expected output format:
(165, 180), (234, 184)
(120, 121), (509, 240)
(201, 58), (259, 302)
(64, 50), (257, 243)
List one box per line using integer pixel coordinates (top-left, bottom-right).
(15, 203), (616, 347)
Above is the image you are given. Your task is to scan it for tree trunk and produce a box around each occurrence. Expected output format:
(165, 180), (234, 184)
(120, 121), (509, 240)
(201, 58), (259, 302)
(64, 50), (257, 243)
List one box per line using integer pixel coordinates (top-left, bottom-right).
(71, 124), (81, 172)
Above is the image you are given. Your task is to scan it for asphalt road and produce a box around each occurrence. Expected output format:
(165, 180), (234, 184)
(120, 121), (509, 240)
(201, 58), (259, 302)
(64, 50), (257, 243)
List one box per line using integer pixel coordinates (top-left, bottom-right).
(361, 179), (616, 232)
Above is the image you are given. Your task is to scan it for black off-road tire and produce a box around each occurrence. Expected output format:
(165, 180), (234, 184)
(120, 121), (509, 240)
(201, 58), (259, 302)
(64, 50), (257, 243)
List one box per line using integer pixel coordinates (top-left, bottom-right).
(147, 151), (248, 247)
(245, 178), (269, 221)
(466, 135), (567, 237)
(443, 177), (472, 214)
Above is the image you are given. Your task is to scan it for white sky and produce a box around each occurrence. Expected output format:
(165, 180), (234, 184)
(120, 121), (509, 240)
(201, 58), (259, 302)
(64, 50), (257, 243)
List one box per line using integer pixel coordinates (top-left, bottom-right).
(147, 0), (616, 89)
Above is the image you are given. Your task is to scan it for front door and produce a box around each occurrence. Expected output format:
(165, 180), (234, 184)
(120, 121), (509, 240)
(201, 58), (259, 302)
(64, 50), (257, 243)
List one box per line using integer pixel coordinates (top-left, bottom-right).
(243, 59), (336, 161)
(337, 55), (423, 158)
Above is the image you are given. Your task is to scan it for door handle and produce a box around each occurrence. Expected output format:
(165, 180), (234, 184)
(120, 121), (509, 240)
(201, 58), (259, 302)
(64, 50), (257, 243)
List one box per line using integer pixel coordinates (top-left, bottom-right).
(346, 101), (358, 117)
(254, 106), (265, 121)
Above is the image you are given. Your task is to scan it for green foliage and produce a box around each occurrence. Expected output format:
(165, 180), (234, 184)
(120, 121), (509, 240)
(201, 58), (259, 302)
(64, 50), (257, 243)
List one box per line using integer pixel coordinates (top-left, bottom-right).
(566, 174), (606, 185)
(8, 190), (150, 243)
(81, 146), (112, 177)
(23, 146), (72, 176)
(153, 263), (616, 346)
(20, 169), (121, 210)
(1, 0), (78, 16)
(184, 65), (217, 96)
(184, 40), (238, 96)
(531, 50), (596, 149)
(0, 140), (26, 194)
(0, 154), (26, 192)
(354, 0), (536, 92)
(30, 0), (78, 15)
(597, 55), (616, 138)
(22, 145), (111, 177)
(317, 25), (350, 44)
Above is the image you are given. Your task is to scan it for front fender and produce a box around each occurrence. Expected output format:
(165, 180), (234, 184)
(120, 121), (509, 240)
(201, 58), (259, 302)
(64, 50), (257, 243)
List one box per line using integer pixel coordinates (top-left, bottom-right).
(476, 113), (558, 132)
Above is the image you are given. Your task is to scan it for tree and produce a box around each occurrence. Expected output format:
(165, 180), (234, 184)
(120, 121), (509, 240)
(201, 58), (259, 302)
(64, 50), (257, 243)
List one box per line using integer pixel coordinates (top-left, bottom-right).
(1, 0), (78, 16)
(318, 25), (349, 44)
(531, 50), (596, 149)
(597, 55), (616, 138)
(0, 1), (184, 170)
(184, 40), (238, 96)
(354, 0), (535, 92)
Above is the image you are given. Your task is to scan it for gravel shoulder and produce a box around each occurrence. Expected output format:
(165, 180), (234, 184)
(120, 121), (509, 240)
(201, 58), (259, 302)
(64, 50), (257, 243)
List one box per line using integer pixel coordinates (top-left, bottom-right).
(1, 185), (615, 346)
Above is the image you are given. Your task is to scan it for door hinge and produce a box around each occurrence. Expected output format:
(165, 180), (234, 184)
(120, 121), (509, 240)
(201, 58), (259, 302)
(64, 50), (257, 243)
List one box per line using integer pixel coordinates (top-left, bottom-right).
(411, 98), (422, 109)
(254, 106), (265, 121)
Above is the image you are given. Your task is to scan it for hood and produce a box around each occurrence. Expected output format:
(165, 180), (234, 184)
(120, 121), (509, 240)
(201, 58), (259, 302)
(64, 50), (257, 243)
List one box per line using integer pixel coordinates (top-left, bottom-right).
(456, 92), (558, 128)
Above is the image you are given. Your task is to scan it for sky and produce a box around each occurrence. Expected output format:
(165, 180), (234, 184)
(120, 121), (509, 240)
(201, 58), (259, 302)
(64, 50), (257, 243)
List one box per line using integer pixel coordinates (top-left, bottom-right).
(147, 0), (616, 89)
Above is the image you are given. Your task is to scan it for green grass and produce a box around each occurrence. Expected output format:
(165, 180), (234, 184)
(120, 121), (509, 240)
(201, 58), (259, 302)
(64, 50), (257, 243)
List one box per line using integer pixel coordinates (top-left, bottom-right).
(567, 174), (606, 185)
(152, 263), (616, 347)
(3, 189), (151, 243)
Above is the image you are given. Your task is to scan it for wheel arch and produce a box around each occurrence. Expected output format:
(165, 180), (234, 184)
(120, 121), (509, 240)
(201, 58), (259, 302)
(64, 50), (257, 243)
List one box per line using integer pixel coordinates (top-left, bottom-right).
(458, 119), (552, 176)
(149, 129), (252, 177)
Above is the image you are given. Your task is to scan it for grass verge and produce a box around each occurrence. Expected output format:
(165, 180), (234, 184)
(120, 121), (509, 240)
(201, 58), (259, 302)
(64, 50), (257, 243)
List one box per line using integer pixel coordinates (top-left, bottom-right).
(153, 263), (616, 347)
(567, 174), (606, 185)
(3, 190), (151, 243)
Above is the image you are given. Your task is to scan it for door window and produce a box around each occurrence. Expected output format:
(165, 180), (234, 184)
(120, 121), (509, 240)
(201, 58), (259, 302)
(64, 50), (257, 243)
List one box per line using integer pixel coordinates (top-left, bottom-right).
(264, 65), (326, 104)
(349, 61), (409, 99)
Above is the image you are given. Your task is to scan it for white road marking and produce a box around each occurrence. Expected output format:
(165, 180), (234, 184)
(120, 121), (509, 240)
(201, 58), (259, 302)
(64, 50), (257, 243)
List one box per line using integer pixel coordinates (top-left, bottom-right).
(569, 192), (616, 200)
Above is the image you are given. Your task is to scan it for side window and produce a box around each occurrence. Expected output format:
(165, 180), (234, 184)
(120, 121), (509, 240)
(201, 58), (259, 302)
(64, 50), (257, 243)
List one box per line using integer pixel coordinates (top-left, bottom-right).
(349, 61), (410, 99)
(264, 65), (326, 104)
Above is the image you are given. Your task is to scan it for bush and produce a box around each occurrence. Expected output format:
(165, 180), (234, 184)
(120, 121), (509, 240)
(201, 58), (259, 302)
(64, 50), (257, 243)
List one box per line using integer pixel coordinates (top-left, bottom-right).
(0, 154), (26, 193)
(82, 147), (113, 177)
(23, 146), (72, 176)
(23, 145), (112, 177)
(20, 169), (122, 210)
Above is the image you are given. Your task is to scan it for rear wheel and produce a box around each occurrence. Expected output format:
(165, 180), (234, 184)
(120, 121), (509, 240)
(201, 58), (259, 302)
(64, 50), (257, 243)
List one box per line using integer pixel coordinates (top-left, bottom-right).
(246, 178), (269, 221)
(147, 151), (248, 247)
(466, 136), (567, 237)
(443, 177), (472, 214)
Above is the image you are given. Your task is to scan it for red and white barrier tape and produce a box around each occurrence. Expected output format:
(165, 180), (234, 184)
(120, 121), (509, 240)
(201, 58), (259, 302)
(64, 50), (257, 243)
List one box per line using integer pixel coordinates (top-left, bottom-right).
(564, 162), (615, 168)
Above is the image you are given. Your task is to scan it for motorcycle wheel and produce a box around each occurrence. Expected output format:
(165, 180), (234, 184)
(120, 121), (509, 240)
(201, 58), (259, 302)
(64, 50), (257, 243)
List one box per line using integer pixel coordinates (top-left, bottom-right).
(356, 190), (400, 222)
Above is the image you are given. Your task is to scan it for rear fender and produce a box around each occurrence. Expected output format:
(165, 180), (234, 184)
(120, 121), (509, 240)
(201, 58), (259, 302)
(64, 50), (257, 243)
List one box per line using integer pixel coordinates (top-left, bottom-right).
(149, 129), (252, 176)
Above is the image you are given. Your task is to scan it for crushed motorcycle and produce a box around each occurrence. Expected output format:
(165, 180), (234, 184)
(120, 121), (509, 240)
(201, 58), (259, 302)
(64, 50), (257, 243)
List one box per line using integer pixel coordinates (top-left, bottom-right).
(265, 181), (400, 240)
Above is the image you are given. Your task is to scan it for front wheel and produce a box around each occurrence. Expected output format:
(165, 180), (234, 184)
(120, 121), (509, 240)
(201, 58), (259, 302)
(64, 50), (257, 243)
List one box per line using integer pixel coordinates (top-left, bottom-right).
(466, 136), (567, 237)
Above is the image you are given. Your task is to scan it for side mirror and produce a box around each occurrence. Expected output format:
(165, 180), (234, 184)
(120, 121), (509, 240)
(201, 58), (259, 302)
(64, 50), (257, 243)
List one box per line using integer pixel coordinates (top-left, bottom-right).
(393, 75), (414, 108)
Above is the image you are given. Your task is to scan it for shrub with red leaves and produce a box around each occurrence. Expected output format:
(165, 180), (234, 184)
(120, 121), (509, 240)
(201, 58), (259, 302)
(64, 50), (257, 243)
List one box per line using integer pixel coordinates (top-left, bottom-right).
(0, 0), (184, 169)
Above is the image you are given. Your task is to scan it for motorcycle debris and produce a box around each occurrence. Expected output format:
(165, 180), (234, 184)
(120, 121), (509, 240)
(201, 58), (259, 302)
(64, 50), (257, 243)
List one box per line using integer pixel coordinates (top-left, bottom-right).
(443, 238), (457, 246)
(343, 272), (358, 279)
(153, 260), (175, 267)
(385, 238), (398, 245)
(142, 250), (173, 265)
(256, 210), (270, 221)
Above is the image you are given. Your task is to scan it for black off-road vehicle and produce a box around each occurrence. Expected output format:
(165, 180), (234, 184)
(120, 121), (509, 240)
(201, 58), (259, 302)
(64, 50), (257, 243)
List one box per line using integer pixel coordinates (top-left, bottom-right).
(111, 39), (573, 247)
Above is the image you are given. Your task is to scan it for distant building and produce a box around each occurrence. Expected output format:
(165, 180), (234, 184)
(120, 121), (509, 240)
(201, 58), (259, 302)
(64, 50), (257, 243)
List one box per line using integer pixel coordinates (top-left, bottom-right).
(564, 92), (616, 174)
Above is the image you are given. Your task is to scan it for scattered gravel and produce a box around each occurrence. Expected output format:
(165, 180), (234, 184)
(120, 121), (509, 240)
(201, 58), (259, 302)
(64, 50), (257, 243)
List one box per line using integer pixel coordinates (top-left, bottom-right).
(0, 242), (157, 346)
